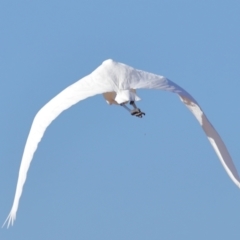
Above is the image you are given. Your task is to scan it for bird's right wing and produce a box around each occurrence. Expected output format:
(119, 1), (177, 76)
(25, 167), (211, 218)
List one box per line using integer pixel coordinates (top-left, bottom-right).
(127, 67), (240, 188)
(3, 72), (114, 228)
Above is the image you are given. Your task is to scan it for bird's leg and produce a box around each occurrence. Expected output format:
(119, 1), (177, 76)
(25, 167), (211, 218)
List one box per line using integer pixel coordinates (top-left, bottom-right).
(129, 101), (145, 118)
(120, 103), (131, 113)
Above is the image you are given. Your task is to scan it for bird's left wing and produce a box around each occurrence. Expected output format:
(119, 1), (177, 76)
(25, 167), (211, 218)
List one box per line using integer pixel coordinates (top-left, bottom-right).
(3, 72), (114, 228)
(127, 65), (240, 188)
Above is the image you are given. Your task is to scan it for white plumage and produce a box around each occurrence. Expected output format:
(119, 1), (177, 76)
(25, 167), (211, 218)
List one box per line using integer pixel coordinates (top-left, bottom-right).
(3, 59), (240, 228)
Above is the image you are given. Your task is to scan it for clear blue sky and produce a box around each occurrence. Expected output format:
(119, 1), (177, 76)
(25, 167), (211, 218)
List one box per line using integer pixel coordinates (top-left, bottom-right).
(1, 1), (240, 239)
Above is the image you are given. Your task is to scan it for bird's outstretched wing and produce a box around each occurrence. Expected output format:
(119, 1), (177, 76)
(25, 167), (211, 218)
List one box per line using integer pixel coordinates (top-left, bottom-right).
(125, 65), (240, 188)
(3, 72), (114, 228)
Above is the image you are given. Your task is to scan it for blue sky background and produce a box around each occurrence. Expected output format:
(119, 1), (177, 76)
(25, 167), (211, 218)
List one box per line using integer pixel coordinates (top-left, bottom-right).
(1, 1), (240, 239)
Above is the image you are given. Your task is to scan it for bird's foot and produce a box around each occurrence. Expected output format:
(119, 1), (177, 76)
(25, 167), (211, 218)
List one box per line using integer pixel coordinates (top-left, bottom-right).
(131, 108), (145, 118)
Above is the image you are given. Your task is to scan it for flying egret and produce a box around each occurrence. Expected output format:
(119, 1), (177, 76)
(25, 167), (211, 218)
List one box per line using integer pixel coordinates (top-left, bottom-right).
(3, 59), (240, 228)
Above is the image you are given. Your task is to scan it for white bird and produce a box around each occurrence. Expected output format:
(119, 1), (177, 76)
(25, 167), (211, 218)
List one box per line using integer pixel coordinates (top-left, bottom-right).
(3, 59), (240, 228)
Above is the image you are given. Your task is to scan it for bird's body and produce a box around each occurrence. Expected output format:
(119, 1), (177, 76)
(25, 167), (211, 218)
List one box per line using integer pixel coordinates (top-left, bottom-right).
(103, 89), (139, 105)
(3, 59), (240, 228)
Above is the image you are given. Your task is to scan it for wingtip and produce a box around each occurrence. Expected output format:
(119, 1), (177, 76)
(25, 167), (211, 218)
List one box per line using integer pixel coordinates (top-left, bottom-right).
(2, 211), (16, 229)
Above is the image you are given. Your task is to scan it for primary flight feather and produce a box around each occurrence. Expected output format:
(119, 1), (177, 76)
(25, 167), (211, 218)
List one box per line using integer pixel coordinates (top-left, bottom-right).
(3, 59), (240, 228)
